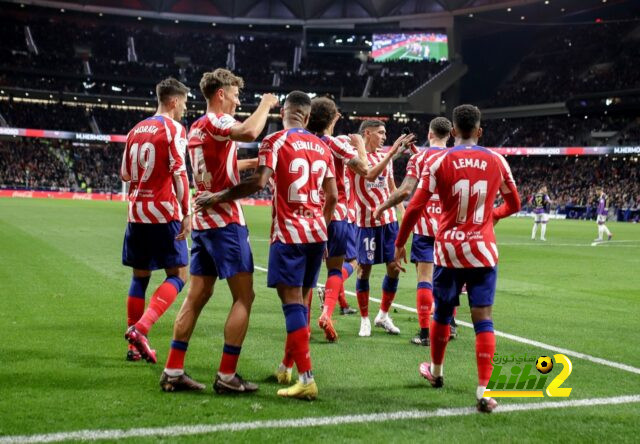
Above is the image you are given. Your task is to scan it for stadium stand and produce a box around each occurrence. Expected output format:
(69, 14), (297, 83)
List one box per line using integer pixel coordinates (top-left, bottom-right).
(487, 21), (640, 107)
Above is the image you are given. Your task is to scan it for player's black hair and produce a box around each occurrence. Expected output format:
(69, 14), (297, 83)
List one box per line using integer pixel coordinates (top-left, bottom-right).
(285, 91), (312, 109)
(307, 97), (338, 134)
(429, 117), (452, 139)
(452, 104), (481, 138)
(156, 77), (189, 104)
(284, 91), (311, 122)
(358, 119), (385, 135)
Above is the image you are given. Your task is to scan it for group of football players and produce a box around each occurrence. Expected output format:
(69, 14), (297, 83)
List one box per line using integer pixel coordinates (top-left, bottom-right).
(120, 68), (521, 412)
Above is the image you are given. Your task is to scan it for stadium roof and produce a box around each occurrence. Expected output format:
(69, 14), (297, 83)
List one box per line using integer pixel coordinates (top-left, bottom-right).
(8, 0), (542, 24)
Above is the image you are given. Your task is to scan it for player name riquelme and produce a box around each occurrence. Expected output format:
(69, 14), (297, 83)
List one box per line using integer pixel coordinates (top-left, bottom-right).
(291, 140), (325, 155)
(133, 125), (160, 135)
(452, 158), (487, 170)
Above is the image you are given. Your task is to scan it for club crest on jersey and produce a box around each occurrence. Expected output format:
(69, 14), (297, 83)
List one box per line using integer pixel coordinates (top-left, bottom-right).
(367, 251), (375, 261)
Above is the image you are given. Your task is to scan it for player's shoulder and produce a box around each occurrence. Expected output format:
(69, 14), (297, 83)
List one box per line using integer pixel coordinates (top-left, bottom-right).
(187, 115), (209, 144)
(129, 115), (160, 134)
(206, 112), (237, 130)
(262, 130), (287, 148)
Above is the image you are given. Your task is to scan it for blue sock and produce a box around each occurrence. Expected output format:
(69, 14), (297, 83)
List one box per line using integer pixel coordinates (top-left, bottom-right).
(128, 276), (150, 299)
(356, 278), (369, 292)
(282, 304), (308, 333)
(474, 319), (494, 334)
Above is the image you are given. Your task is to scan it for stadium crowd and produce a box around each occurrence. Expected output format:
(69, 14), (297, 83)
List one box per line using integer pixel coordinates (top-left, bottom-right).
(1, 136), (638, 220)
(0, 139), (121, 193)
(488, 22), (640, 107)
(0, 14), (448, 100)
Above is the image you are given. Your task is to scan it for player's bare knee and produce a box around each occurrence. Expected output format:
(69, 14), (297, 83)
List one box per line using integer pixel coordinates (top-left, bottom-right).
(470, 305), (492, 323)
(133, 269), (151, 278)
(385, 262), (400, 279)
(357, 264), (372, 279)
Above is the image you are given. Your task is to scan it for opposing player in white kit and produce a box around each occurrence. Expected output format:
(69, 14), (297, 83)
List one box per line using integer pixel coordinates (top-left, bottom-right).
(594, 187), (613, 242)
(530, 186), (551, 241)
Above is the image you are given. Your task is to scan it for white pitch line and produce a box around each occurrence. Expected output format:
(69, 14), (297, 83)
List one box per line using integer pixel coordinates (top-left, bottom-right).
(253, 265), (640, 375)
(500, 241), (640, 248)
(2, 394), (639, 443)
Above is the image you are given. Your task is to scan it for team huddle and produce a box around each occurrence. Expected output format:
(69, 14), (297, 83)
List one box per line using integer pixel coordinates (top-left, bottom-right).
(120, 69), (521, 413)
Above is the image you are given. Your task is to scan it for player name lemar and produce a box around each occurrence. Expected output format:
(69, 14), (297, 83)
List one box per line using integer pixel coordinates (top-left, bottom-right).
(133, 125), (160, 135)
(452, 158), (487, 170)
(291, 140), (326, 154)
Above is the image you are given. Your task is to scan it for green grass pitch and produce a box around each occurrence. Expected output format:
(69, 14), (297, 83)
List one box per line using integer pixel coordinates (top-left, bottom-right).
(0, 198), (639, 442)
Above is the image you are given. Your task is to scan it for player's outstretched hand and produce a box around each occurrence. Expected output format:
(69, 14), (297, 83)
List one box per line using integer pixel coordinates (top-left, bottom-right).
(194, 191), (219, 213)
(176, 215), (192, 240)
(372, 208), (381, 220)
(390, 133), (416, 155)
(260, 93), (280, 109)
(392, 246), (407, 273)
(348, 133), (365, 150)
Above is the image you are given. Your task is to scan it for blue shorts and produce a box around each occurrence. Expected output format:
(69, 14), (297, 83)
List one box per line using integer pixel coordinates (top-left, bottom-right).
(345, 222), (357, 260)
(122, 221), (188, 270)
(190, 224), (254, 280)
(327, 220), (349, 258)
(267, 241), (325, 289)
(356, 222), (398, 265)
(433, 266), (498, 308)
(410, 234), (435, 264)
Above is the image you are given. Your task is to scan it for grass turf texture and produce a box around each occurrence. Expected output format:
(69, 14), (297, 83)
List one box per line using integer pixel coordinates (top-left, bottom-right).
(0, 198), (639, 442)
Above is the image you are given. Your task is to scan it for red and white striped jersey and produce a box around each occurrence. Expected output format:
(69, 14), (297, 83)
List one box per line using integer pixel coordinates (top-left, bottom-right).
(345, 167), (356, 223)
(397, 145), (520, 268)
(405, 147), (446, 237)
(353, 151), (396, 227)
(320, 135), (357, 222)
(258, 128), (336, 244)
(188, 113), (246, 230)
(121, 115), (190, 224)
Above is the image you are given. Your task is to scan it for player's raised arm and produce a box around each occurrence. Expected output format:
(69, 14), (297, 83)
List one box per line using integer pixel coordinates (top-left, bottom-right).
(492, 154), (521, 222)
(194, 165), (272, 212)
(345, 134), (369, 176)
(373, 175), (418, 220)
(194, 134), (278, 211)
(238, 158), (259, 171)
(363, 133), (414, 181)
(229, 93), (279, 142)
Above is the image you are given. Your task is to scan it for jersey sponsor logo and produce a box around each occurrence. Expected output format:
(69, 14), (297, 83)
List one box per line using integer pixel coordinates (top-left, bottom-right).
(426, 202), (441, 214)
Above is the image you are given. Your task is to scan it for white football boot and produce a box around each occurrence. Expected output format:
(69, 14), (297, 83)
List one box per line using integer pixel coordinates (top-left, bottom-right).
(374, 312), (400, 335)
(358, 317), (371, 337)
